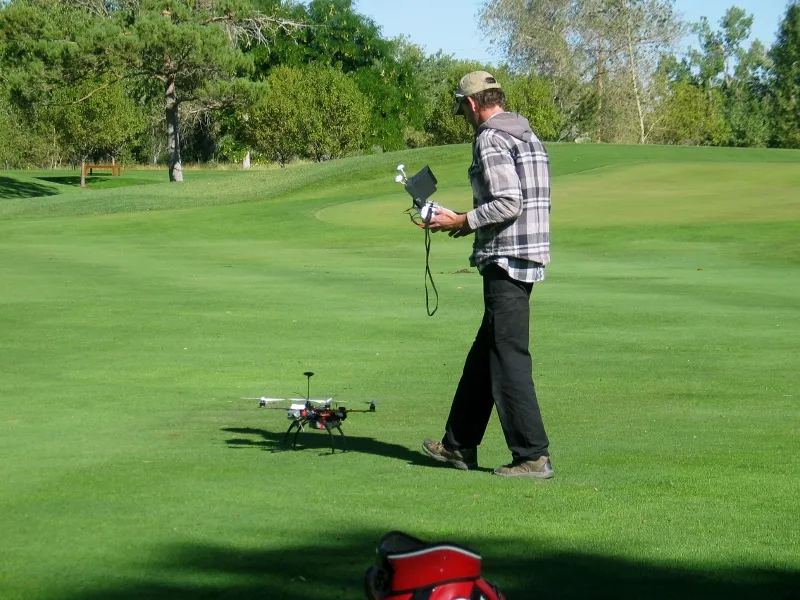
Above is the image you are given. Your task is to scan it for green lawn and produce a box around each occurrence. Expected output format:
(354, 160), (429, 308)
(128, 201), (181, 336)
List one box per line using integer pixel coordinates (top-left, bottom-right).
(1, 144), (798, 599)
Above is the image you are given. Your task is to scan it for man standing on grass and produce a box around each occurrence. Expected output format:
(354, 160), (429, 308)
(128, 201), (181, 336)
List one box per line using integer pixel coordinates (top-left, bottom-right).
(421, 71), (553, 479)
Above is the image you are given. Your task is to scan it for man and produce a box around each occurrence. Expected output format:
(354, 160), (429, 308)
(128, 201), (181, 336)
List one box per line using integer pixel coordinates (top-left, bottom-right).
(421, 71), (553, 479)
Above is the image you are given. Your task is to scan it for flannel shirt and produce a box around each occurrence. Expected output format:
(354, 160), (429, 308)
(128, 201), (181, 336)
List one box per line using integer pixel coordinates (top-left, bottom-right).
(465, 112), (551, 283)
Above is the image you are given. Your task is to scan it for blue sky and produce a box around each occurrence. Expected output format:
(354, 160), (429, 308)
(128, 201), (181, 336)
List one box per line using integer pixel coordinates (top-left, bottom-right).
(352, 0), (788, 63)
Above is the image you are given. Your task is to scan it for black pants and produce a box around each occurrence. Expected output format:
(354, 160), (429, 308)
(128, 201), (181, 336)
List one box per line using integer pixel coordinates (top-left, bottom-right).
(444, 264), (550, 462)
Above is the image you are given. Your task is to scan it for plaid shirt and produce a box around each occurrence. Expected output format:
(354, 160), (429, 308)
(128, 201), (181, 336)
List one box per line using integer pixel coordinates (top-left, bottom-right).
(465, 112), (551, 283)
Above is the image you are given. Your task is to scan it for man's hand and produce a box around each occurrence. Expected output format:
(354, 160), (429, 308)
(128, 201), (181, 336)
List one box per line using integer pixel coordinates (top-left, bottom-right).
(426, 207), (474, 238)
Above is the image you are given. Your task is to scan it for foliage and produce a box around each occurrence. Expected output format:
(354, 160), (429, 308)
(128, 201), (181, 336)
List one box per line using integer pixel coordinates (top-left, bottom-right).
(421, 60), (488, 147)
(47, 78), (145, 162)
(246, 68), (304, 166)
(303, 66), (371, 161)
(421, 62), (563, 145)
(0, 0), (799, 170)
(246, 0), (425, 152)
(478, 0), (684, 143)
(0, 0), (111, 108)
(247, 64), (370, 165)
(353, 61), (419, 152)
(770, 2), (800, 148)
(503, 74), (564, 141)
(651, 81), (729, 145)
(0, 93), (61, 168)
(653, 5), (779, 149)
(395, 44), (465, 147)
(688, 16), (727, 90)
(0, 0), (305, 180)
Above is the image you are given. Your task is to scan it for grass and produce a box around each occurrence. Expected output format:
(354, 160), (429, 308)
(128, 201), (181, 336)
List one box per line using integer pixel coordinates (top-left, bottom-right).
(0, 144), (799, 599)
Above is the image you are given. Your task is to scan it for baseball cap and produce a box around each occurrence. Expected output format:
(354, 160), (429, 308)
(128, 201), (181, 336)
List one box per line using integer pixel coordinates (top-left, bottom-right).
(453, 71), (502, 115)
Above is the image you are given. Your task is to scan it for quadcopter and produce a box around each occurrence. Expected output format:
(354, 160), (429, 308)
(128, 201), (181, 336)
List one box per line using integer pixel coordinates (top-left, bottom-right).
(242, 371), (377, 453)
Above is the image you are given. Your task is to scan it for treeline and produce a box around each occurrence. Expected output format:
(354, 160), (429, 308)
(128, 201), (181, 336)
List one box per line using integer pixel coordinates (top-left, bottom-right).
(0, 0), (798, 181)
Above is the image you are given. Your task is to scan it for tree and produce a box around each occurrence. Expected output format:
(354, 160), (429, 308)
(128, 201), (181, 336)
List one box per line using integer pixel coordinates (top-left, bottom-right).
(682, 6), (773, 148)
(353, 57), (423, 151)
(423, 60), (486, 147)
(0, 3), (146, 169)
(770, 2), (800, 148)
(478, 0), (683, 143)
(479, 0), (576, 86)
(246, 70), (304, 167)
(48, 78), (144, 187)
(651, 80), (728, 145)
(302, 65), (371, 161)
(720, 6), (754, 86)
(479, 0), (582, 133)
(247, 0), (425, 152)
(502, 73), (563, 140)
(726, 39), (771, 147)
(246, 65), (370, 166)
(612, 0), (684, 143)
(0, 0), (305, 181)
(108, 0), (306, 181)
(0, 89), (59, 168)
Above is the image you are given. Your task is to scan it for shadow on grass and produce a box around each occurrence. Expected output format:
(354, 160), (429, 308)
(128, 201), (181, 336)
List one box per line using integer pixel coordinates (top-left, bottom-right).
(0, 176), (59, 199)
(222, 426), (462, 470)
(35, 175), (108, 187)
(66, 531), (800, 600)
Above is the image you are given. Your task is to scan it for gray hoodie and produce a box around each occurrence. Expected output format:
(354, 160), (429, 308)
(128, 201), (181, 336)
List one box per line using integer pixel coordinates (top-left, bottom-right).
(478, 112), (534, 142)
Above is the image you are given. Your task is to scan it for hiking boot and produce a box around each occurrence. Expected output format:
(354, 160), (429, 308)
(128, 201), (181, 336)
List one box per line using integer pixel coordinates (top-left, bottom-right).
(493, 456), (554, 479)
(421, 439), (478, 471)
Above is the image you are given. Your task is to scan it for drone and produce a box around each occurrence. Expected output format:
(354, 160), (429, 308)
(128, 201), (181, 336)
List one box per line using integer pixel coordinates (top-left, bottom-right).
(242, 371), (377, 453)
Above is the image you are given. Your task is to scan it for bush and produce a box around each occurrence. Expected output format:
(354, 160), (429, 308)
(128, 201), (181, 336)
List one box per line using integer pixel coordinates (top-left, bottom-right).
(247, 65), (370, 166)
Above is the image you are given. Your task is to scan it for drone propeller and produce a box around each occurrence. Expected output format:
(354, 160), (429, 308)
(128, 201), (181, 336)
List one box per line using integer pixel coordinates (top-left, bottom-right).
(340, 401), (379, 413)
(338, 400), (380, 406)
(242, 397), (285, 403)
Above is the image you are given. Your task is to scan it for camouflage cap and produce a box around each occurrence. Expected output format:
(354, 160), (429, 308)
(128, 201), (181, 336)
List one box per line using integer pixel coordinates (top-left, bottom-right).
(453, 71), (502, 115)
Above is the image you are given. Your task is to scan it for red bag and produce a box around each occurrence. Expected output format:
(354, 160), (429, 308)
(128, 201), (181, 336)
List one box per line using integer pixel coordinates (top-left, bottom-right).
(364, 531), (505, 600)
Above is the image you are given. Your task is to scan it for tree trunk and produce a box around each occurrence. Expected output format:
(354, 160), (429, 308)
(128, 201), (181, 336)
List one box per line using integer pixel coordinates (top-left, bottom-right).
(596, 44), (605, 143)
(242, 151), (251, 169)
(623, 2), (647, 144)
(80, 158), (86, 189)
(165, 76), (183, 182)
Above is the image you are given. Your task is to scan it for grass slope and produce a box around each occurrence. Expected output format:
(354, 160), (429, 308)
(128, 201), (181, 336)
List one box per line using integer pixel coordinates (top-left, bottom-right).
(1, 144), (798, 599)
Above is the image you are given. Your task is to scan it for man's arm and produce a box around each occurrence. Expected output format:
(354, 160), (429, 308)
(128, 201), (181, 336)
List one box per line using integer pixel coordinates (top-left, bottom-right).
(426, 132), (519, 236)
(467, 132), (522, 229)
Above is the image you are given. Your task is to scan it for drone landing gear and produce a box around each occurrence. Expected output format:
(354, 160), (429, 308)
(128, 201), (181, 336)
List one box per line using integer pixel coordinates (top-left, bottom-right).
(283, 419), (346, 454)
(325, 421), (346, 454)
(284, 420), (305, 449)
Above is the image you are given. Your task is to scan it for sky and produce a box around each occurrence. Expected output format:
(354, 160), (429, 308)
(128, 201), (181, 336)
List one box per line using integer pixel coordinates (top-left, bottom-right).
(351, 0), (789, 64)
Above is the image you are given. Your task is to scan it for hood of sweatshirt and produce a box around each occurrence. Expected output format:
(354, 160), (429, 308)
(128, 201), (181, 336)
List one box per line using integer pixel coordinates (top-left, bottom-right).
(476, 111), (533, 142)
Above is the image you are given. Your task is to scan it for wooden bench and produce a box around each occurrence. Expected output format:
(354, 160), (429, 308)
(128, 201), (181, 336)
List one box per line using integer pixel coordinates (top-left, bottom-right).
(83, 164), (122, 177)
